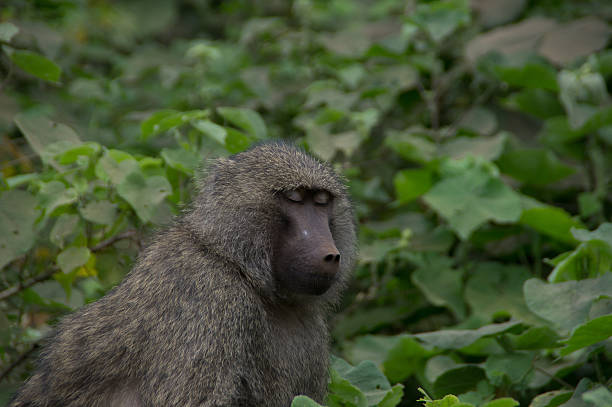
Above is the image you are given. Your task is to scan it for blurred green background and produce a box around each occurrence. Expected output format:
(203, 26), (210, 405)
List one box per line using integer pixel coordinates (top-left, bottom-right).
(1, 1), (611, 406)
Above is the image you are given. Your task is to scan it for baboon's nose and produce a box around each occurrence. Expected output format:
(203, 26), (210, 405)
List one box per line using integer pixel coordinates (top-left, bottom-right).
(320, 246), (340, 274)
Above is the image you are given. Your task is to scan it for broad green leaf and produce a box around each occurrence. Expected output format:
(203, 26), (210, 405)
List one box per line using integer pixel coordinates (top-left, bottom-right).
(496, 149), (574, 185)
(433, 366), (486, 398)
(94, 150), (139, 184)
(547, 240), (612, 282)
(386, 129), (436, 164)
(484, 353), (533, 386)
(0, 190), (39, 269)
(330, 359), (393, 406)
(57, 246), (90, 274)
(378, 384), (404, 407)
(582, 386), (612, 407)
(558, 70), (608, 129)
(423, 167), (522, 239)
(509, 326), (561, 350)
(394, 168), (433, 203)
(117, 172), (172, 223)
(482, 399), (519, 407)
(383, 336), (431, 383)
(560, 314), (612, 355)
(224, 127), (253, 154)
(572, 223), (612, 247)
(414, 321), (521, 350)
(456, 107), (498, 136)
(519, 206), (583, 244)
(529, 391), (572, 407)
(539, 116), (586, 146)
(38, 181), (78, 217)
(161, 148), (201, 175)
(439, 133), (507, 161)
(411, 0), (470, 43)
(217, 107), (267, 140)
(10, 50), (61, 82)
(56, 142), (101, 165)
(493, 63), (558, 91)
(505, 89), (564, 119)
(192, 119), (227, 144)
(425, 355), (460, 383)
(0, 22), (19, 42)
(79, 201), (117, 225)
(291, 396), (324, 407)
(412, 260), (466, 319)
(6, 173), (39, 189)
(141, 109), (209, 139)
(465, 262), (542, 324)
(523, 273), (612, 333)
(50, 214), (80, 248)
(14, 113), (81, 168)
(346, 335), (402, 367)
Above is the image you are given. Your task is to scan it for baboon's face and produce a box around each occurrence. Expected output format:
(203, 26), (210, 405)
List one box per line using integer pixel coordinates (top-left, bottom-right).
(272, 188), (341, 295)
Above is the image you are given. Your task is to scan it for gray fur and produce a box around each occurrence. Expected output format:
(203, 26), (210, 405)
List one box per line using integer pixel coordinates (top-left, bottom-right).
(10, 142), (357, 407)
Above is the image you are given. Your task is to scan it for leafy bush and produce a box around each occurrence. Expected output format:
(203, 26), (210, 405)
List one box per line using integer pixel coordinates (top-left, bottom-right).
(1, 0), (611, 406)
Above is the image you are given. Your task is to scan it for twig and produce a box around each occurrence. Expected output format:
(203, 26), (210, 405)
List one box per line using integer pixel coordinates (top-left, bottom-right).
(90, 229), (138, 252)
(533, 365), (573, 389)
(0, 230), (138, 302)
(0, 343), (40, 382)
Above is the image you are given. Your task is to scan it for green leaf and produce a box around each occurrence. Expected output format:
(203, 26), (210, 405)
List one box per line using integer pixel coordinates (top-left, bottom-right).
(573, 223), (612, 247)
(519, 206), (583, 244)
(79, 201), (117, 225)
(439, 133), (507, 161)
(329, 357), (398, 407)
(50, 214), (80, 248)
(225, 127), (254, 154)
(0, 22), (19, 42)
(509, 326), (561, 350)
(481, 399), (519, 407)
(94, 150), (139, 184)
(523, 273), (612, 333)
(14, 113), (81, 168)
(56, 142), (101, 165)
(465, 262), (541, 324)
(0, 190), (39, 269)
(423, 167), (522, 239)
(38, 181), (78, 217)
(141, 109), (209, 139)
(10, 50), (61, 82)
(394, 168), (433, 203)
(411, 0), (470, 43)
(547, 240), (612, 282)
(493, 63), (558, 91)
(161, 148), (201, 175)
(483, 353), (533, 386)
(412, 259), (466, 319)
(496, 149), (574, 185)
(505, 89), (564, 119)
(57, 246), (91, 274)
(117, 171), (172, 223)
(291, 396), (324, 407)
(433, 366), (486, 398)
(560, 314), (612, 355)
(558, 70), (608, 129)
(378, 385), (404, 407)
(414, 321), (521, 350)
(582, 386), (612, 407)
(192, 119), (228, 144)
(217, 107), (267, 140)
(383, 336), (431, 382)
(386, 129), (436, 164)
(529, 390), (572, 407)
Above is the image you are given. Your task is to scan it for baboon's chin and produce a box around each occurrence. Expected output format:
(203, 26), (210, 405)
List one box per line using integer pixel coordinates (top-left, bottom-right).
(281, 271), (336, 296)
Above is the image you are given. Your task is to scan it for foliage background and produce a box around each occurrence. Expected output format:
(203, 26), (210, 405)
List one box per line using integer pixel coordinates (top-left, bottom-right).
(1, 0), (611, 406)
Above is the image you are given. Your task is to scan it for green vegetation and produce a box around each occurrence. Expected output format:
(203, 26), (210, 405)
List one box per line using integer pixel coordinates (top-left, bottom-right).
(1, 0), (611, 406)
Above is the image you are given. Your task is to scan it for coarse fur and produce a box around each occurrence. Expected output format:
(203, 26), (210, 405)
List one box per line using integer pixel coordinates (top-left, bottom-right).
(9, 142), (357, 407)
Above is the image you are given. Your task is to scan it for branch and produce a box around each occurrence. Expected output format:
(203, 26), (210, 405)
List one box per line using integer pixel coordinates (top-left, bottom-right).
(0, 343), (40, 382)
(0, 230), (138, 302)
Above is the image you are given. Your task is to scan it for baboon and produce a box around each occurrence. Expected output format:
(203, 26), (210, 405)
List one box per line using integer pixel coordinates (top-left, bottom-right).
(10, 142), (356, 407)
